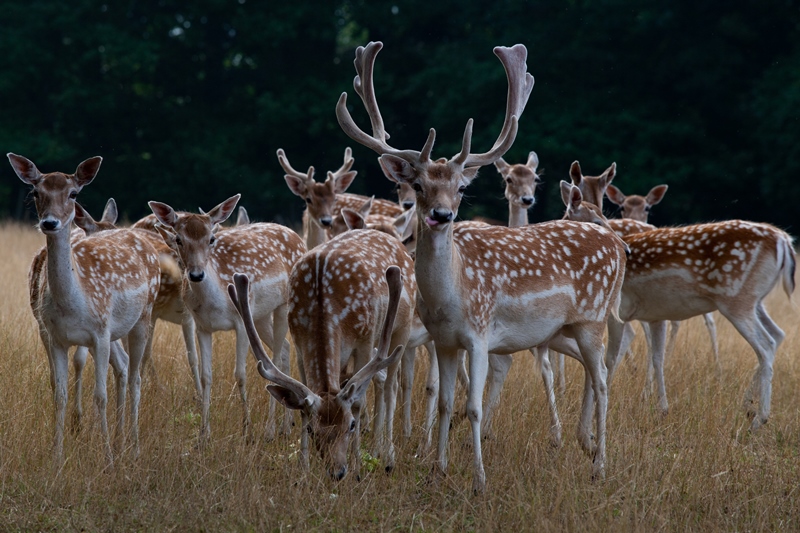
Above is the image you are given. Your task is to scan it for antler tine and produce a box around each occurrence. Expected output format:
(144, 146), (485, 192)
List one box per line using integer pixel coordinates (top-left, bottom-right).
(276, 148), (311, 181)
(419, 129), (436, 163)
(451, 119), (474, 166)
(456, 44), (535, 169)
(332, 147), (355, 179)
(228, 274), (317, 402)
(336, 43), (423, 164)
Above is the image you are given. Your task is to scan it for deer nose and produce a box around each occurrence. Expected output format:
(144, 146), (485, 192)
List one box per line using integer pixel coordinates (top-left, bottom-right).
(40, 219), (60, 232)
(188, 271), (205, 282)
(320, 216), (333, 227)
(431, 209), (453, 223)
(402, 201), (415, 210)
(521, 196), (534, 206)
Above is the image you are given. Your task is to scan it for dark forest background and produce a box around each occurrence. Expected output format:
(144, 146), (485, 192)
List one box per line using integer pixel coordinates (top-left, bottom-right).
(3, 0), (800, 230)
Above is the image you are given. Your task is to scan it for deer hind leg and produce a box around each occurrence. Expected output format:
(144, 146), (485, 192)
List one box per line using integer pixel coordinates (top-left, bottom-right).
(481, 353), (513, 440)
(647, 321), (669, 415)
(91, 335), (114, 466)
(553, 351), (566, 395)
(181, 314), (202, 405)
(605, 317), (626, 385)
(535, 347), (562, 448)
(108, 340), (129, 456)
(382, 352), (403, 472)
(126, 320), (150, 458)
(574, 325), (608, 481)
(722, 305), (778, 430)
(703, 313), (720, 368)
(71, 346), (89, 433)
(233, 324), (252, 440)
(141, 316), (160, 390)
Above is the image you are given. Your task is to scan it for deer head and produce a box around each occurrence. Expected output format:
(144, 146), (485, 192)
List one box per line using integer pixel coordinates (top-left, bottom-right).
(73, 198), (119, 235)
(8, 153), (102, 234)
(336, 42), (534, 231)
(569, 161), (616, 209)
(148, 194), (240, 283)
(495, 151), (540, 208)
(228, 268), (404, 480)
(279, 147), (357, 229)
(561, 181), (630, 256)
(395, 182), (416, 211)
(605, 184), (668, 222)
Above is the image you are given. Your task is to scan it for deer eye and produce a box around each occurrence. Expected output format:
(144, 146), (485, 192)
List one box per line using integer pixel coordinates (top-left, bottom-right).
(68, 191), (78, 200)
(349, 420), (356, 433)
(645, 206), (651, 212)
(458, 185), (466, 194)
(305, 197), (312, 204)
(412, 183), (422, 192)
(175, 236), (183, 246)
(209, 235), (216, 245)
(505, 177), (512, 184)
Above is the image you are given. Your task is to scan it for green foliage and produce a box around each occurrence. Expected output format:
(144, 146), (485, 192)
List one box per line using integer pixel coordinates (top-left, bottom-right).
(2, 0), (799, 230)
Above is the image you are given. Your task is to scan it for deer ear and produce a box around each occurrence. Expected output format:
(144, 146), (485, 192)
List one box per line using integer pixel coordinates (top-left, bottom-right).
(394, 209), (415, 241)
(526, 151), (539, 171)
(341, 208), (366, 230)
(155, 223), (177, 247)
(236, 206), (250, 226)
(207, 194), (241, 225)
(570, 186), (583, 210)
(378, 154), (416, 184)
(266, 385), (312, 411)
(284, 175), (308, 197)
(600, 162), (616, 187)
(463, 166), (480, 184)
(605, 184), (626, 206)
(559, 180), (574, 208)
(569, 161), (582, 185)
(101, 198), (118, 225)
(359, 196), (374, 216)
(149, 201), (178, 227)
(494, 158), (510, 174)
(334, 171), (357, 194)
(7, 153), (42, 185)
(73, 203), (97, 234)
(646, 184), (668, 206)
(75, 156), (103, 188)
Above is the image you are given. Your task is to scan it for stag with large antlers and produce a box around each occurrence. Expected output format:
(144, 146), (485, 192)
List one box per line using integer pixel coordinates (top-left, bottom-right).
(149, 195), (306, 443)
(10, 154), (161, 466)
(229, 258), (410, 480)
(336, 42), (627, 491)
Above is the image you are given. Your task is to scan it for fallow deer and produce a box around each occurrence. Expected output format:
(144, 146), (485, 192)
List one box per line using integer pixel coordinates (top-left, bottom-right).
(336, 41), (628, 491)
(494, 151), (541, 227)
(605, 183), (720, 365)
(10, 153), (160, 466)
(149, 195), (306, 443)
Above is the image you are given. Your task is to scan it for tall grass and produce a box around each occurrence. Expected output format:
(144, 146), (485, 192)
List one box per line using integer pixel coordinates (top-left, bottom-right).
(0, 221), (798, 530)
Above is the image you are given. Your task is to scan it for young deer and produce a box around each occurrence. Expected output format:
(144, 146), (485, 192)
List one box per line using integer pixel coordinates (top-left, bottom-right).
(494, 151), (541, 227)
(336, 41), (627, 491)
(605, 183), (720, 364)
(279, 147), (404, 249)
(10, 154), (160, 466)
(230, 259), (409, 480)
(149, 195), (306, 443)
(569, 161), (617, 208)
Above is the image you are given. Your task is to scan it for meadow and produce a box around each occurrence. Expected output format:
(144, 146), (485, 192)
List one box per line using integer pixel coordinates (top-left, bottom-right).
(0, 221), (798, 531)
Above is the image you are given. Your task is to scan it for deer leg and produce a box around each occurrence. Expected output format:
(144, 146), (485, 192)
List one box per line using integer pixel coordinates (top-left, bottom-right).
(141, 316), (159, 390)
(665, 321), (680, 359)
(400, 345), (417, 441)
(536, 347), (562, 448)
(420, 342), (439, 456)
(703, 313), (720, 368)
(50, 343), (70, 469)
(108, 339), (128, 456)
(574, 326), (608, 481)
(618, 322), (637, 360)
(553, 350), (566, 395)
(272, 304), (294, 436)
(126, 320), (149, 458)
(577, 365), (595, 455)
(181, 313), (202, 404)
(605, 318), (626, 385)
(91, 335), (114, 466)
(648, 321), (669, 415)
(234, 324), (251, 440)
(196, 329), (213, 446)
(481, 353), (512, 439)
(434, 346), (460, 480)
(382, 353), (402, 472)
(255, 316), (278, 441)
(465, 341), (489, 495)
(71, 346), (89, 433)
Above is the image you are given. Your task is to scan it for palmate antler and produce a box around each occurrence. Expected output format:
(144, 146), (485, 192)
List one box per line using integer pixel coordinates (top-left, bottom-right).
(336, 41), (534, 170)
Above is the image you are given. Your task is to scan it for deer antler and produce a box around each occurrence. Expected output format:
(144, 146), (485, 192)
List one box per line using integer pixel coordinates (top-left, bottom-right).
(331, 147), (355, 180)
(452, 44), (534, 168)
(276, 148), (315, 182)
(228, 273), (319, 407)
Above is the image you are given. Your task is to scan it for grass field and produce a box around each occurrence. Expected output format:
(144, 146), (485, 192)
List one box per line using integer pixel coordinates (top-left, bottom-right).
(1, 221), (798, 531)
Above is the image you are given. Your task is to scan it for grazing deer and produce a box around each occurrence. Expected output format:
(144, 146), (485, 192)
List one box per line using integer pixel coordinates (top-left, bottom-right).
(604, 219), (795, 428)
(336, 41), (628, 491)
(148, 195), (306, 443)
(230, 258), (409, 480)
(10, 153), (160, 466)
(605, 183), (720, 364)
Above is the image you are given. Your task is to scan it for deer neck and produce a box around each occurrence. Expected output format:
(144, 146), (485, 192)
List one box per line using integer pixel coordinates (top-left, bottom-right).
(414, 219), (463, 313)
(44, 226), (86, 309)
(303, 210), (328, 249)
(508, 202), (529, 228)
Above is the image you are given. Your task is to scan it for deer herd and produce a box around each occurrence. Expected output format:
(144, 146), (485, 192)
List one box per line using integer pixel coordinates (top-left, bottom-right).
(7, 42), (795, 494)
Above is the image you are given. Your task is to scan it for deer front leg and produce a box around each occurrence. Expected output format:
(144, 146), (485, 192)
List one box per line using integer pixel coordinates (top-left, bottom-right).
(50, 343), (70, 469)
(434, 346), (460, 481)
(181, 314), (202, 404)
(465, 341), (489, 495)
(91, 335), (114, 466)
(605, 318), (626, 385)
(196, 329), (213, 446)
(272, 304), (294, 436)
(382, 355), (402, 472)
(421, 342), (439, 456)
(535, 347), (562, 448)
(648, 321), (669, 415)
(108, 340), (129, 456)
(400, 345), (417, 441)
(126, 320), (150, 458)
(71, 346), (88, 433)
(234, 324), (252, 440)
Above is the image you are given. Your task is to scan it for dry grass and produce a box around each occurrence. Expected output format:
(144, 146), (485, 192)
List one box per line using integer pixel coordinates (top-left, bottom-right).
(1, 221), (798, 531)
